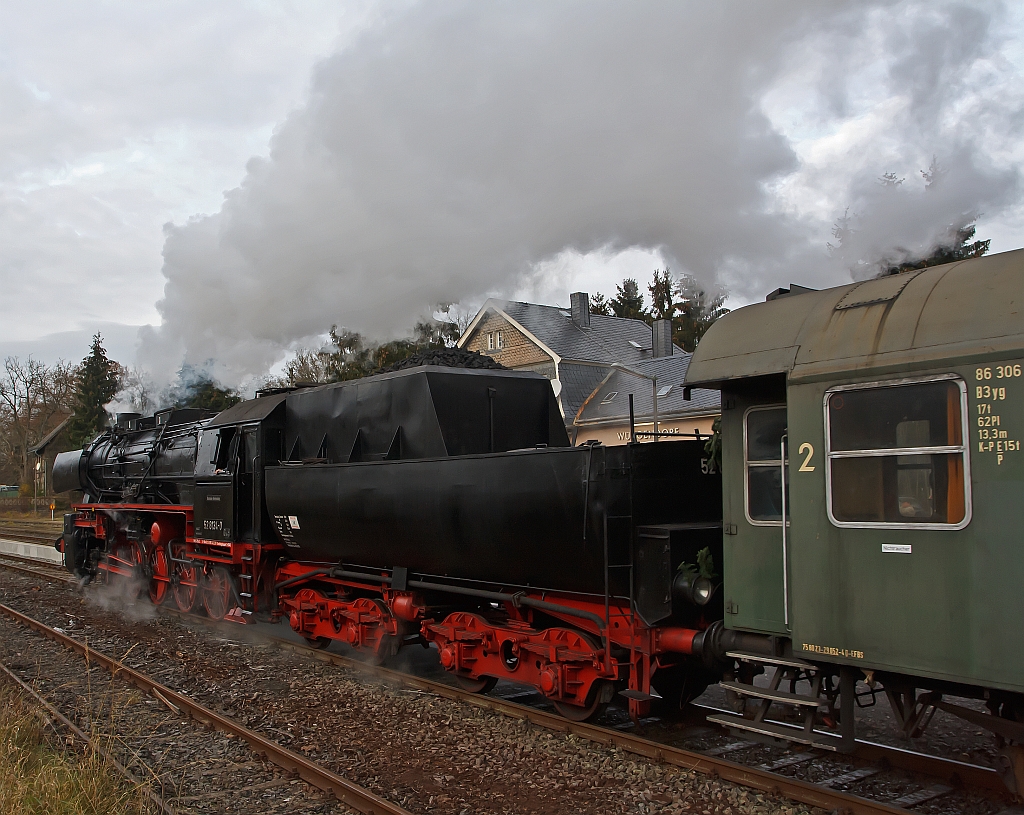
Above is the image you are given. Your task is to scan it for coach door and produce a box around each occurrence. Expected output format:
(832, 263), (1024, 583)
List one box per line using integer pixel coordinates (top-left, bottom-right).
(722, 400), (791, 635)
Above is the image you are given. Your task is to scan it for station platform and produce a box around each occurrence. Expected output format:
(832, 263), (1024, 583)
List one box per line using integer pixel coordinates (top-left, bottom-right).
(0, 538), (63, 564)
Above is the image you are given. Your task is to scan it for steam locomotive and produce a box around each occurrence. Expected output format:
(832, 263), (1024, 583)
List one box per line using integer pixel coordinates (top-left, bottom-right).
(52, 249), (1024, 792)
(53, 365), (735, 722)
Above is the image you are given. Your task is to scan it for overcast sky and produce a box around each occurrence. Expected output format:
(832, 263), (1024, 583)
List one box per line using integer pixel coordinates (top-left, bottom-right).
(2, 1), (1023, 386)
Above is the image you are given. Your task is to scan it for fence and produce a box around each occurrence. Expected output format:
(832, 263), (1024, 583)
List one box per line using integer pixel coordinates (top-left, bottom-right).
(0, 497), (70, 514)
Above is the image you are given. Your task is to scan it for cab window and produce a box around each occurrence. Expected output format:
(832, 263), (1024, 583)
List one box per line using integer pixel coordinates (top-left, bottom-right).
(826, 378), (969, 527)
(745, 406), (787, 525)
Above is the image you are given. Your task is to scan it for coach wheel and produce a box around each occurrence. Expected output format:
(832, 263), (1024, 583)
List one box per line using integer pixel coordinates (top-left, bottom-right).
(553, 679), (611, 722)
(202, 566), (235, 621)
(171, 543), (199, 613)
(148, 545), (169, 606)
(455, 674), (498, 694)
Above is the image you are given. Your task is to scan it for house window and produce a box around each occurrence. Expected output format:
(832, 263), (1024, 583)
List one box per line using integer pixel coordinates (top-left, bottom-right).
(826, 377), (970, 528)
(495, 330), (503, 349)
(600, 391), (618, 405)
(744, 406), (788, 525)
(487, 332), (494, 351)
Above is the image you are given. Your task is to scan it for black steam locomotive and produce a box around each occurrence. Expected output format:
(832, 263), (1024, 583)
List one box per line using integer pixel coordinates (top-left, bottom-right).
(53, 365), (734, 721)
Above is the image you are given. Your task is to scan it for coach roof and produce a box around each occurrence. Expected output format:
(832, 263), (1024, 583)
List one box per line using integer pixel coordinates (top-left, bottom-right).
(685, 249), (1024, 387)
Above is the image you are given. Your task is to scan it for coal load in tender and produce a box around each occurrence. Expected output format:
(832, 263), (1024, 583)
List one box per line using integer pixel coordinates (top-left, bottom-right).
(376, 346), (507, 373)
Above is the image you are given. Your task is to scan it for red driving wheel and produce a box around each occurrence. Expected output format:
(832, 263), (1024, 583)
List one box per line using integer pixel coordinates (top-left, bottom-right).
(148, 545), (169, 605)
(202, 566), (234, 620)
(171, 543), (199, 612)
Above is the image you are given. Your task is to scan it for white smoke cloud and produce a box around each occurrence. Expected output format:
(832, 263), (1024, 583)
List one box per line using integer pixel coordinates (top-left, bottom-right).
(142, 0), (1024, 385)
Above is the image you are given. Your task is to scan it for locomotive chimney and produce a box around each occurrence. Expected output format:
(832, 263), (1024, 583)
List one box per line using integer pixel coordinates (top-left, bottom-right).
(652, 319), (673, 358)
(570, 292), (591, 329)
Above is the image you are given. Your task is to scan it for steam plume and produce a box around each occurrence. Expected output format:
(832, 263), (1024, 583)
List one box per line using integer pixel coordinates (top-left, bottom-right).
(141, 1), (1022, 385)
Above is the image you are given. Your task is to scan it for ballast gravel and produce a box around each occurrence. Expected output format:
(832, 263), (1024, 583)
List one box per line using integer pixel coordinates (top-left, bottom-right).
(0, 568), (821, 815)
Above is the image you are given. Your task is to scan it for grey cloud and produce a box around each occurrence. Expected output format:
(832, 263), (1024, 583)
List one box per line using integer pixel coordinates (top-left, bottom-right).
(0, 2), (358, 356)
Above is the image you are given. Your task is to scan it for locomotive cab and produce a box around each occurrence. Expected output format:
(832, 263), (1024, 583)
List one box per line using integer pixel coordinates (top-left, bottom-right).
(194, 394), (287, 544)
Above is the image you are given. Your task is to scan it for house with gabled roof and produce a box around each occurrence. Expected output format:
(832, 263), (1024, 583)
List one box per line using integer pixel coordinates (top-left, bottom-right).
(458, 292), (719, 441)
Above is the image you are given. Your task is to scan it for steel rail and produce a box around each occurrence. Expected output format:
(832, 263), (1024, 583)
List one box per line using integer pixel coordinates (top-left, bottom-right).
(688, 704), (1007, 795)
(264, 636), (921, 815)
(268, 637), (1009, 799)
(0, 659), (176, 815)
(0, 531), (59, 544)
(0, 602), (411, 815)
(0, 557), (71, 583)
(0, 553), (1007, 809)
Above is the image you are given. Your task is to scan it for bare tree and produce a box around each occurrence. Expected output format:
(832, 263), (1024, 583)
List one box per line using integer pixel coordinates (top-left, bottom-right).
(0, 357), (76, 486)
(112, 366), (157, 415)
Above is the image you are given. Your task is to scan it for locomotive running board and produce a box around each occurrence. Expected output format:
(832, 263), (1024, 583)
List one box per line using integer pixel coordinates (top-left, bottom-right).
(706, 713), (842, 751)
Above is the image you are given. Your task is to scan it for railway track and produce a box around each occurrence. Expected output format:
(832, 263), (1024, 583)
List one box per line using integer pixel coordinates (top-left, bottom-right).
(0, 657), (176, 815)
(0, 548), (1012, 815)
(0, 599), (411, 815)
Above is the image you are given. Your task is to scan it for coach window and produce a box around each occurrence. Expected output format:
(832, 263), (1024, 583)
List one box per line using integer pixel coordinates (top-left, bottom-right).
(826, 377), (970, 528)
(744, 406), (788, 524)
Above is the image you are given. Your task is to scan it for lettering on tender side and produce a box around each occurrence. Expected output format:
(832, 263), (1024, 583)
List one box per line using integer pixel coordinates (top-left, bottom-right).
(974, 363), (1022, 466)
(802, 643), (865, 659)
(273, 515), (301, 548)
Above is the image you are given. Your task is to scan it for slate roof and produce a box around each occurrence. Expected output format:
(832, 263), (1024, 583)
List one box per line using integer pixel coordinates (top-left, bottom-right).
(556, 363), (615, 421)
(574, 353), (720, 427)
(484, 300), (662, 365)
(459, 297), (693, 421)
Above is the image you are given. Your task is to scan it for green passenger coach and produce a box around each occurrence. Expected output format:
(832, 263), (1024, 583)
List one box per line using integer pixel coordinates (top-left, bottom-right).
(684, 249), (1024, 781)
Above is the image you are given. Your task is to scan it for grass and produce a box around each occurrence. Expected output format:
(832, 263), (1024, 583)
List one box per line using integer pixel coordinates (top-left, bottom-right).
(0, 683), (152, 815)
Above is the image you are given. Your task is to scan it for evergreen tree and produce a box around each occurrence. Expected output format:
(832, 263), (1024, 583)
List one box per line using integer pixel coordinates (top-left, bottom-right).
(168, 365), (242, 411)
(66, 334), (122, 447)
(588, 292), (611, 316)
(180, 379), (242, 411)
(828, 161), (991, 277)
(674, 274), (729, 352)
(648, 268), (675, 321)
(641, 267), (729, 352)
(609, 278), (648, 321)
(881, 222), (989, 275)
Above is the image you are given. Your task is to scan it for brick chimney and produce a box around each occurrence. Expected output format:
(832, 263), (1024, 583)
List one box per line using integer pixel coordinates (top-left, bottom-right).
(570, 292), (591, 329)
(652, 319), (673, 358)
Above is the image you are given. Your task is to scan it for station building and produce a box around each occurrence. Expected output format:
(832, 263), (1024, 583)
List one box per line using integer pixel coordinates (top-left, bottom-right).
(458, 292), (720, 443)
